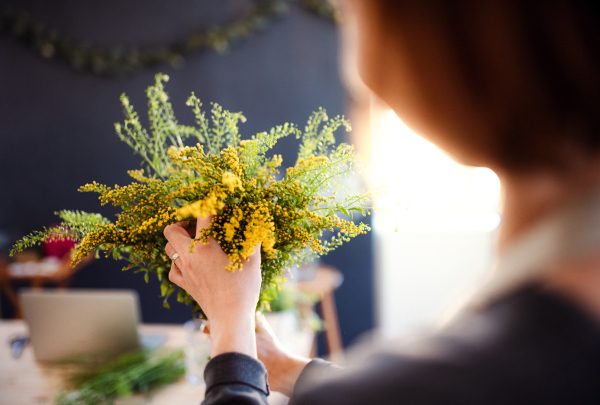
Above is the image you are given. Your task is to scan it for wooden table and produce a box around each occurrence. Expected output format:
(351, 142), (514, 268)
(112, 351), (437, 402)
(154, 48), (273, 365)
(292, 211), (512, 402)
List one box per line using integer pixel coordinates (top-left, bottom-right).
(0, 320), (292, 405)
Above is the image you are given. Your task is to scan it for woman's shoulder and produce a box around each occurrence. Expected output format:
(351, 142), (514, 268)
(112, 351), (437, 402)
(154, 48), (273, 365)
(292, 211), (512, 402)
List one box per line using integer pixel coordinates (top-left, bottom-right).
(441, 284), (600, 358)
(293, 285), (600, 405)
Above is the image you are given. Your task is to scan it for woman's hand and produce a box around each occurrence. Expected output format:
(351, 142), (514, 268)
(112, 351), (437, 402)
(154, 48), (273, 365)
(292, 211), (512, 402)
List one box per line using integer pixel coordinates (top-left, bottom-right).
(164, 216), (262, 358)
(256, 312), (311, 396)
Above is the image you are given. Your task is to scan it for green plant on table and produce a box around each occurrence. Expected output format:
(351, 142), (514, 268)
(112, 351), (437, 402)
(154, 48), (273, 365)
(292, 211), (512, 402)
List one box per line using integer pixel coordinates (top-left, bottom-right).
(54, 349), (185, 405)
(11, 73), (373, 318)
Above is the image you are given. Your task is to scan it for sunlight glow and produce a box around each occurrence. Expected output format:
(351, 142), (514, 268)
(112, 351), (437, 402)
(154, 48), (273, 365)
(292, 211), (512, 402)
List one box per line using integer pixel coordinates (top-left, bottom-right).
(371, 109), (501, 232)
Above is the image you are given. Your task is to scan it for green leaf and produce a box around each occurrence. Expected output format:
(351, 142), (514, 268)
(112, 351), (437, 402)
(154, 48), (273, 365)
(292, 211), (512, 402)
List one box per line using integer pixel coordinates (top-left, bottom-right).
(160, 278), (169, 296)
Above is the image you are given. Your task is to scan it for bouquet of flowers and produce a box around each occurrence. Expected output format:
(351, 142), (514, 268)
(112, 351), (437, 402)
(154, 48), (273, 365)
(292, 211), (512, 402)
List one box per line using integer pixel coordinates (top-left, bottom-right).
(11, 74), (372, 318)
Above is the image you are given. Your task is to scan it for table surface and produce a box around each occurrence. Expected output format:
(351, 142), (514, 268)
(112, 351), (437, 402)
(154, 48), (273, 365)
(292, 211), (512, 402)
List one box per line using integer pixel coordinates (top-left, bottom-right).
(0, 320), (291, 405)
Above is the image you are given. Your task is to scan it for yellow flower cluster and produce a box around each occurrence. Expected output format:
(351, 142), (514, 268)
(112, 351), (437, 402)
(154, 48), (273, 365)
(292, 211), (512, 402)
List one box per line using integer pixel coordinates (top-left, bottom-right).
(224, 208), (243, 242)
(135, 210), (176, 235)
(177, 188), (226, 219)
(286, 154), (329, 179)
(221, 146), (244, 177)
(241, 202), (277, 260)
(221, 172), (244, 193)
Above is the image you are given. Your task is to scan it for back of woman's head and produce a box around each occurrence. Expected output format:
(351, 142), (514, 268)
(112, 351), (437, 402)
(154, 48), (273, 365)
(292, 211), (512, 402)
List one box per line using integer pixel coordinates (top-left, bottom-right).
(362, 0), (600, 172)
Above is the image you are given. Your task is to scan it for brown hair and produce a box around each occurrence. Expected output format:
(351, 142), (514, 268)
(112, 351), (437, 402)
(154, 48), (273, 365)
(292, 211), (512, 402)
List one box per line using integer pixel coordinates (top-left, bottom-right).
(368, 0), (600, 172)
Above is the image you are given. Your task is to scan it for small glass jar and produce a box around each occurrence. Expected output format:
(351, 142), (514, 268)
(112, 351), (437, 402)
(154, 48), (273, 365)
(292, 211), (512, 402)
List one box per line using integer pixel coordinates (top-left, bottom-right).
(183, 319), (210, 386)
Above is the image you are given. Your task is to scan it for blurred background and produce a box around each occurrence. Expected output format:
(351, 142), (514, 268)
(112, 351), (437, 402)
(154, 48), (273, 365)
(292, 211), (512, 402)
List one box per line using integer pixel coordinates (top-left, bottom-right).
(0, 0), (500, 350)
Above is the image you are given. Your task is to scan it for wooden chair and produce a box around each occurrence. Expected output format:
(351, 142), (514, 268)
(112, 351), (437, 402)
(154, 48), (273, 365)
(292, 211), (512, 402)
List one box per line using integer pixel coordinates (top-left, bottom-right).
(297, 265), (344, 363)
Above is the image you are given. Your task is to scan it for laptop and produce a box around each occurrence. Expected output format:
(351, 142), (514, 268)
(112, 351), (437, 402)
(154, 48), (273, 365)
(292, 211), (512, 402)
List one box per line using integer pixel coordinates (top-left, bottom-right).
(20, 289), (141, 362)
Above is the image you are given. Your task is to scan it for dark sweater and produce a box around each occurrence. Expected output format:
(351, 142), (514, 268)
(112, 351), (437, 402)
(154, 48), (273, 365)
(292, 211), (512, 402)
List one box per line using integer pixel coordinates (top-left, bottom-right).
(202, 285), (600, 404)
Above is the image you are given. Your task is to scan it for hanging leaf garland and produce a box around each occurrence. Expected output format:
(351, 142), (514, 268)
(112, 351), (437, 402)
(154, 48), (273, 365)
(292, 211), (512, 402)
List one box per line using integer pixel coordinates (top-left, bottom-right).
(0, 0), (339, 76)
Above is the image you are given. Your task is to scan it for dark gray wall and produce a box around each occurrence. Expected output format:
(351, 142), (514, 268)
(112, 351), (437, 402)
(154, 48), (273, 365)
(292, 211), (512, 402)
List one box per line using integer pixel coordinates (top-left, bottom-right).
(0, 0), (373, 348)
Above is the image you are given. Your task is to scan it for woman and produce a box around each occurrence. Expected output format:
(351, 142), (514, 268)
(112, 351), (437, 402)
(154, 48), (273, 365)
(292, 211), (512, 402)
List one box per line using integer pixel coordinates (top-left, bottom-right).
(164, 0), (600, 403)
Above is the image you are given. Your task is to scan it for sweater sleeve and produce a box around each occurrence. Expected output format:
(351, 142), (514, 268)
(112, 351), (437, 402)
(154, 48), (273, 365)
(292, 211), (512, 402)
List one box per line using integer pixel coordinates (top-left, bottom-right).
(202, 352), (270, 405)
(293, 359), (344, 394)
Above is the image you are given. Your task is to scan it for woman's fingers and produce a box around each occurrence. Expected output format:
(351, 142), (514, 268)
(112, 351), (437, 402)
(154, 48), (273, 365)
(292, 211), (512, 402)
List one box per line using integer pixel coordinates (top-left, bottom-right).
(195, 215), (213, 234)
(164, 222), (193, 255)
(165, 242), (183, 268)
(168, 262), (186, 288)
(165, 242), (176, 259)
(164, 242), (186, 288)
(185, 221), (197, 238)
(255, 311), (273, 334)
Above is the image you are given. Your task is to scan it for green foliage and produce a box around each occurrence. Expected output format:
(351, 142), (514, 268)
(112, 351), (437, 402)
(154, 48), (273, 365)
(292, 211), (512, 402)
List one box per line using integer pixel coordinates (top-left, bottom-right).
(266, 283), (297, 313)
(9, 210), (111, 256)
(11, 73), (373, 318)
(297, 107), (350, 160)
(54, 349), (185, 405)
